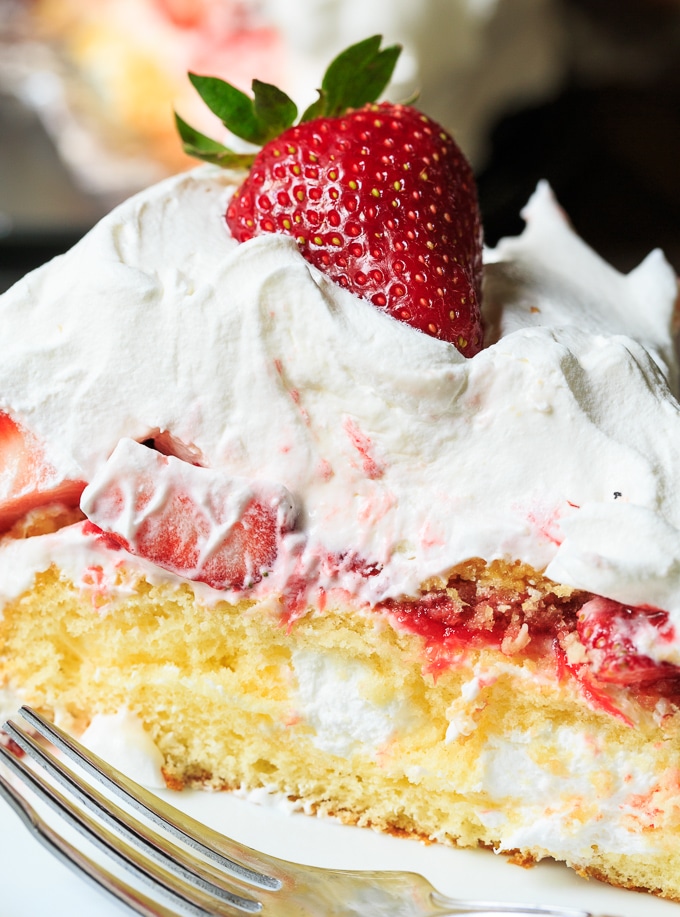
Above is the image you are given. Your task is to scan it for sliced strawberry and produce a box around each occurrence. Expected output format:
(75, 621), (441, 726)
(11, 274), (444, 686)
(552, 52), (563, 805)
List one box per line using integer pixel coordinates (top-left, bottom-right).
(0, 411), (85, 532)
(176, 35), (483, 355)
(80, 438), (296, 591)
(577, 596), (679, 685)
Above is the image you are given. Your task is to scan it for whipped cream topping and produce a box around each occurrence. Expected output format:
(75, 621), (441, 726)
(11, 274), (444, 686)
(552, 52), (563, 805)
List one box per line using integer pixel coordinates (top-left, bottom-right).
(1, 166), (679, 657)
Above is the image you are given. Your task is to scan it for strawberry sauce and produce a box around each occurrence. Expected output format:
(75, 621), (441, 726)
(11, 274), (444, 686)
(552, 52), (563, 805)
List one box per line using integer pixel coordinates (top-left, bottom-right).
(377, 569), (680, 718)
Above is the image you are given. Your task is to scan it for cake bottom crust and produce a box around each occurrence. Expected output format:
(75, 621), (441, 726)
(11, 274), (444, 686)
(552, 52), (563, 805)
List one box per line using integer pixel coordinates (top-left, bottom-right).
(2, 555), (680, 902)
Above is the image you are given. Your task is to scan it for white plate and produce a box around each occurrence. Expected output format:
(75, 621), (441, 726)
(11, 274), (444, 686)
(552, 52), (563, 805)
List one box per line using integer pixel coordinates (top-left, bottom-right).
(1, 785), (678, 917)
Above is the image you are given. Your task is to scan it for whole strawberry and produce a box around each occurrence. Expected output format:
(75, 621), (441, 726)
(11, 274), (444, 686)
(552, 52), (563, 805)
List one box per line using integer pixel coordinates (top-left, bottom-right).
(177, 36), (483, 355)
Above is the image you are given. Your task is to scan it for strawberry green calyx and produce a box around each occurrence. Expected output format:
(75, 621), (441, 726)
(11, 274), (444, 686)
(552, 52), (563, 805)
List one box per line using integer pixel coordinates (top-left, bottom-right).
(175, 35), (401, 167)
(300, 34), (401, 121)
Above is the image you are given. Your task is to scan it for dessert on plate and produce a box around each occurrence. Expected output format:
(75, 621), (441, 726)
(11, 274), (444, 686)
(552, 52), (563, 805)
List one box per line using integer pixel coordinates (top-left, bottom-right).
(2, 36), (680, 903)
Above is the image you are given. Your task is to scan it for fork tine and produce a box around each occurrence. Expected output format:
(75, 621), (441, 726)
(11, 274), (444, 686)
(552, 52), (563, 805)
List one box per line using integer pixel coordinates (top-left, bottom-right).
(0, 761), (183, 917)
(0, 742), (262, 916)
(0, 724), (270, 917)
(2, 717), (266, 907)
(16, 707), (283, 891)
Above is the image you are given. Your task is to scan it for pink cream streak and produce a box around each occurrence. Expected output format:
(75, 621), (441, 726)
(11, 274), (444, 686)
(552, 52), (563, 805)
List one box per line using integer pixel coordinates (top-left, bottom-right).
(419, 518), (447, 553)
(79, 563), (113, 611)
(357, 489), (397, 528)
(273, 358), (311, 426)
(316, 459), (334, 482)
(343, 417), (385, 480)
(524, 499), (581, 548)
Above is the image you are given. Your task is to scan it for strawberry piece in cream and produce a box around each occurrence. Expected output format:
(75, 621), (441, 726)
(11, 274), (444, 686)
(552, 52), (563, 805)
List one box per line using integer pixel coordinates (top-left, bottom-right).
(0, 412), (85, 532)
(80, 438), (297, 590)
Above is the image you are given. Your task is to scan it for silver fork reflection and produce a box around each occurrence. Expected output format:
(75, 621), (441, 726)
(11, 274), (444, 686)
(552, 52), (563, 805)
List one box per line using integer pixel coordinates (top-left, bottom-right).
(0, 706), (619, 917)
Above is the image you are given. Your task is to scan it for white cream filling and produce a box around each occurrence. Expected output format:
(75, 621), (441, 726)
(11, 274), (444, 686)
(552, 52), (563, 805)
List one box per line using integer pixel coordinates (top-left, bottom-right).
(475, 725), (659, 858)
(0, 685), (25, 725)
(79, 709), (166, 788)
(291, 648), (417, 758)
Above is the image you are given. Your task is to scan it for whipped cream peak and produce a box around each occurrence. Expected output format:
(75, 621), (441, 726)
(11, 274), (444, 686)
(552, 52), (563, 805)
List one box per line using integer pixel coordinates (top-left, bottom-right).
(485, 180), (679, 386)
(1, 166), (680, 650)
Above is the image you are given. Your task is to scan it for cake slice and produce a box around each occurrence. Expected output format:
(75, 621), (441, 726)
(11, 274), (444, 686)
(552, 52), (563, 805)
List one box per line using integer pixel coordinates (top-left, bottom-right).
(2, 39), (680, 903)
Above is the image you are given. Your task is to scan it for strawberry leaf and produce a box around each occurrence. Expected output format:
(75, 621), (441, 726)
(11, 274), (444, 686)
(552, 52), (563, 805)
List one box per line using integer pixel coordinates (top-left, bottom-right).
(252, 79), (298, 140)
(174, 113), (256, 168)
(301, 35), (401, 122)
(188, 73), (297, 146)
(188, 73), (264, 144)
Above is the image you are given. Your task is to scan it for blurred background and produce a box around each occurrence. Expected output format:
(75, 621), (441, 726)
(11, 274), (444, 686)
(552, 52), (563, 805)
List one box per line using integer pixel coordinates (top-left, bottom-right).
(1, 0), (679, 294)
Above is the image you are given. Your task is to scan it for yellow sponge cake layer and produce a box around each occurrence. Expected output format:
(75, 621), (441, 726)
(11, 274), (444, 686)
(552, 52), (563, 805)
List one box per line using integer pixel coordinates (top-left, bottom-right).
(2, 527), (680, 900)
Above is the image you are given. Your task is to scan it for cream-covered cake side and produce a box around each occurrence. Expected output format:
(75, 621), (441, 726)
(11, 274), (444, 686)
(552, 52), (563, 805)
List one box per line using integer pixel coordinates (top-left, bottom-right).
(1, 166), (680, 655)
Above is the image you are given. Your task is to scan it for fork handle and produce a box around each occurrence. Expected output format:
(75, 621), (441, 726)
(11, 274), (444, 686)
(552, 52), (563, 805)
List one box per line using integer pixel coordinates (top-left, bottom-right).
(434, 909), (615, 917)
(430, 892), (617, 916)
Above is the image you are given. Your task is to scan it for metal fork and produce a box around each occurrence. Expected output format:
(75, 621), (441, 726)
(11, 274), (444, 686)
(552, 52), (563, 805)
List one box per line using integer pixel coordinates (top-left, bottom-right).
(0, 706), (618, 917)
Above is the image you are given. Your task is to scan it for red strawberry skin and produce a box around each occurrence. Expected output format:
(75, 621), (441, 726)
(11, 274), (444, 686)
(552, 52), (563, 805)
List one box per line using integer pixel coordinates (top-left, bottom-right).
(0, 412), (85, 532)
(577, 597), (678, 685)
(226, 103), (483, 356)
(81, 439), (296, 591)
